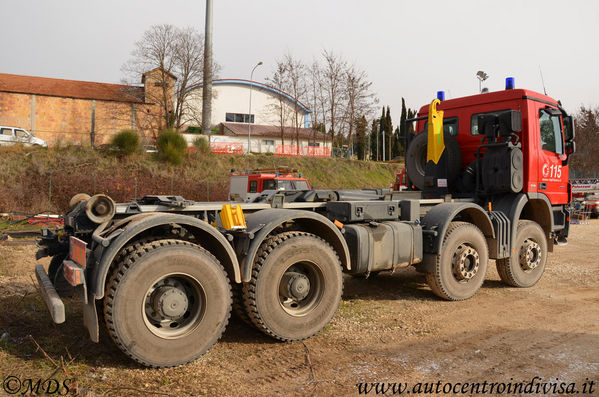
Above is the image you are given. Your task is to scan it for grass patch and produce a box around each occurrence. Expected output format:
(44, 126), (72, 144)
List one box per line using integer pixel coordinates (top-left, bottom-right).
(0, 145), (402, 214)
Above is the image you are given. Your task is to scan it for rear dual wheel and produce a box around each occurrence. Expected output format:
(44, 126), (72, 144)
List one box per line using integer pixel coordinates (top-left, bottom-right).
(241, 232), (343, 341)
(104, 239), (231, 368)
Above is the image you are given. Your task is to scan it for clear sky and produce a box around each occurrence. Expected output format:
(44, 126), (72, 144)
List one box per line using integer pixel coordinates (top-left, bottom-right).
(1, 0), (597, 124)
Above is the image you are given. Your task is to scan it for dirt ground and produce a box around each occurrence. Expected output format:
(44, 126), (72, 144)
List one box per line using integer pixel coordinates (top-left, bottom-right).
(0, 222), (597, 396)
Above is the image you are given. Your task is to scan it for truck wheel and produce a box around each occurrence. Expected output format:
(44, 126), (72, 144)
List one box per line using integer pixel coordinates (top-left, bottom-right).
(406, 131), (462, 191)
(231, 282), (253, 326)
(496, 220), (547, 287)
(425, 222), (488, 300)
(104, 239), (231, 368)
(242, 232), (343, 341)
(48, 254), (74, 297)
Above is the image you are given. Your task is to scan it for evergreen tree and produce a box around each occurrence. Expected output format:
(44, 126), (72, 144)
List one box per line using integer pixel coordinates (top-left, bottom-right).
(370, 118), (379, 160)
(378, 107), (385, 160)
(398, 98), (408, 156)
(392, 98), (410, 157)
(385, 106), (393, 160)
(392, 126), (402, 158)
(354, 115), (368, 160)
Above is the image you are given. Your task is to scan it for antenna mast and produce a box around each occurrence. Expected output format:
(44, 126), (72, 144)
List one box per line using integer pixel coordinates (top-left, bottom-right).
(539, 66), (547, 95)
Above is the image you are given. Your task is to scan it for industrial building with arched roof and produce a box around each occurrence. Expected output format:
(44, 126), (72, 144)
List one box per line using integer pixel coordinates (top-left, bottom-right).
(184, 79), (330, 156)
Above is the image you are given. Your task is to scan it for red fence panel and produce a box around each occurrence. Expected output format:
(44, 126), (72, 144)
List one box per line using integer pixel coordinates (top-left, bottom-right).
(210, 142), (243, 155)
(305, 147), (331, 157)
(274, 145), (303, 156)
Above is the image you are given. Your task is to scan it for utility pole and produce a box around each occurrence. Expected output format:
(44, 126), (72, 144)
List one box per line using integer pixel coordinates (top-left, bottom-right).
(367, 129), (370, 161)
(248, 61), (263, 153)
(201, 0), (213, 135)
(376, 123), (379, 161)
(382, 123), (386, 162)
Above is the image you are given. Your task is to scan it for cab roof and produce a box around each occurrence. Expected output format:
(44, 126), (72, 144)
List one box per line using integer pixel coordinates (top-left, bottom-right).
(417, 89), (560, 115)
(231, 172), (307, 180)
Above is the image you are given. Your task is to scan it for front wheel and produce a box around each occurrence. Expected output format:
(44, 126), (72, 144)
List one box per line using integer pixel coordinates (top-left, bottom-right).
(496, 220), (547, 287)
(425, 222), (489, 301)
(242, 232), (343, 341)
(104, 239), (231, 367)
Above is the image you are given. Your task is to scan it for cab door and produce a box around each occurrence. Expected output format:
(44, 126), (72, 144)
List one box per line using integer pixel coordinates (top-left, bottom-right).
(535, 106), (568, 204)
(15, 129), (31, 145)
(0, 127), (15, 145)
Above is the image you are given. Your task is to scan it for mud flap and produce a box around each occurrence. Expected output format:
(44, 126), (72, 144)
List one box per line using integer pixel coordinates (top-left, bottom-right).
(83, 295), (99, 343)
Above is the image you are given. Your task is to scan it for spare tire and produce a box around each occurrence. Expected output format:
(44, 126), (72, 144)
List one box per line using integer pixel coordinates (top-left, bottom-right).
(406, 131), (462, 191)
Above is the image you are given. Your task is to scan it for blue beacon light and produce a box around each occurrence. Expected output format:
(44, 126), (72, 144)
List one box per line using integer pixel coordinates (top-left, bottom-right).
(436, 91), (445, 101)
(505, 77), (515, 90)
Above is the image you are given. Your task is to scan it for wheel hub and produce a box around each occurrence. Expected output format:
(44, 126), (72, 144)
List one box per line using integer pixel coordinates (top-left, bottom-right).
(280, 271), (311, 301)
(520, 239), (541, 270)
(452, 245), (480, 280)
(152, 286), (189, 320)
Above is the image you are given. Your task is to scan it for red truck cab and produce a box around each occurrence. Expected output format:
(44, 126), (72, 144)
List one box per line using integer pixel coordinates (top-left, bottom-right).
(229, 168), (312, 202)
(412, 87), (574, 206)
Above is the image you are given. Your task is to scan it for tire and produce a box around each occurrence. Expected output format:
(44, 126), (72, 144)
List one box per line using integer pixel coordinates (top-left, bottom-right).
(406, 131), (462, 191)
(425, 222), (489, 301)
(242, 232), (343, 341)
(231, 282), (253, 326)
(104, 239), (231, 368)
(496, 220), (547, 287)
(99, 236), (163, 327)
(48, 254), (74, 297)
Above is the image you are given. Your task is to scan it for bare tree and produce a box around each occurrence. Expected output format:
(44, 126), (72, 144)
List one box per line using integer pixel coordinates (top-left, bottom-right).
(343, 65), (377, 156)
(122, 24), (220, 135)
(263, 49), (378, 157)
(321, 50), (348, 148)
(571, 106), (599, 177)
(123, 25), (177, 130)
(172, 27), (205, 129)
(307, 60), (329, 145)
(266, 62), (292, 146)
(282, 54), (308, 155)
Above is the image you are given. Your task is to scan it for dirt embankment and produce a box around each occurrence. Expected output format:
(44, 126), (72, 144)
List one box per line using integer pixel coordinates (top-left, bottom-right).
(0, 146), (402, 214)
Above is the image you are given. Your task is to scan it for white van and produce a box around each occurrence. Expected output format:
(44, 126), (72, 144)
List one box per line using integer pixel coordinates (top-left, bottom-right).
(0, 126), (47, 147)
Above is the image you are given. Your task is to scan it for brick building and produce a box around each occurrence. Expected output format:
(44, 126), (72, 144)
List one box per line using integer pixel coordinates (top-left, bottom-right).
(0, 69), (174, 146)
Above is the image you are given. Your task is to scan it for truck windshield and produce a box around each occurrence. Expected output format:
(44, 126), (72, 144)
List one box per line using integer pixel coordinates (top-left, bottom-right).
(423, 117), (459, 136)
(277, 180), (293, 191)
(539, 109), (563, 154)
(470, 110), (510, 135)
(263, 179), (276, 190)
(293, 181), (310, 190)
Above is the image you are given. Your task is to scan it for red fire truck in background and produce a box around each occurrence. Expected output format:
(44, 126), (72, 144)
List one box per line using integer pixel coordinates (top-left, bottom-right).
(229, 168), (312, 202)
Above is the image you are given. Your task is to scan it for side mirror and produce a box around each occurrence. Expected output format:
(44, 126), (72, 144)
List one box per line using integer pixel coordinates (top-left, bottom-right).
(477, 114), (498, 138)
(563, 115), (575, 142)
(478, 110), (522, 139)
(498, 110), (522, 135)
(565, 140), (576, 155)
